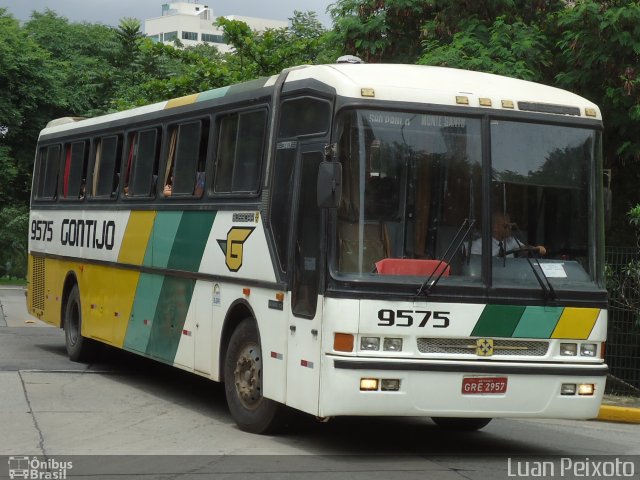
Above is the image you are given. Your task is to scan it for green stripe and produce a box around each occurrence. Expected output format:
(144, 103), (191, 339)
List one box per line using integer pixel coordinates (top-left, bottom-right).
(144, 211), (182, 268)
(167, 211), (216, 271)
(126, 210), (217, 364)
(471, 305), (525, 337)
(197, 86), (230, 102)
(123, 273), (164, 353)
(145, 276), (195, 363)
(512, 306), (564, 338)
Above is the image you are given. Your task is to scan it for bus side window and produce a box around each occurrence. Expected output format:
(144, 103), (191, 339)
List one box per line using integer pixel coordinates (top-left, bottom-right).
(214, 109), (267, 194)
(35, 144), (62, 200)
(92, 135), (121, 199)
(126, 128), (160, 197)
(62, 141), (88, 200)
(164, 120), (208, 197)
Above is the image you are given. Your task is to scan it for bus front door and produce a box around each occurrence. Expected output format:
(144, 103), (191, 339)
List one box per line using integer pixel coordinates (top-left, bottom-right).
(286, 145), (324, 415)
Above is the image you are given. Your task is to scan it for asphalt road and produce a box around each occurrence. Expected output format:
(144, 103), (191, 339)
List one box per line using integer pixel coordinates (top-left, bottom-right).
(1, 286), (639, 479)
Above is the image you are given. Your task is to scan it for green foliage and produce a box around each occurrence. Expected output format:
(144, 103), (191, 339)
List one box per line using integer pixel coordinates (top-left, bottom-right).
(329, 0), (435, 63)
(219, 11), (336, 78)
(551, 1), (640, 245)
(0, 9), (61, 205)
(329, 0), (565, 64)
(420, 16), (550, 81)
(24, 10), (119, 116)
(607, 204), (640, 326)
(630, 204), (640, 231)
(554, 1), (640, 162)
(0, 204), (28, 278)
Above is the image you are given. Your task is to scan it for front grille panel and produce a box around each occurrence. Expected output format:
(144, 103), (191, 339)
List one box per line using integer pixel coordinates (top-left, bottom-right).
(417, 337), (549, 357)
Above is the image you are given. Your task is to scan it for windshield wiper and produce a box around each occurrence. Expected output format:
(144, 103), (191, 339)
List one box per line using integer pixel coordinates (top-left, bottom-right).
(416, 218), (476, 297)
(510, 224), (557, 301)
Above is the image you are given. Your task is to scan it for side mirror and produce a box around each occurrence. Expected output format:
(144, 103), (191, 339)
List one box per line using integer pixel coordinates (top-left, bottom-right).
(317, 161), (342, 209)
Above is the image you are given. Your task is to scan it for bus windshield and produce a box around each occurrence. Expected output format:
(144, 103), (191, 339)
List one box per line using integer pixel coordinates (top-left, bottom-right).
(489, 120), (600, 292)
(333, 108), (602, 293)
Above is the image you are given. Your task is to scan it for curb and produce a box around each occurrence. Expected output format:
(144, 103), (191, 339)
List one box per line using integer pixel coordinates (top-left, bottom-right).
(597, 405), (640, 424)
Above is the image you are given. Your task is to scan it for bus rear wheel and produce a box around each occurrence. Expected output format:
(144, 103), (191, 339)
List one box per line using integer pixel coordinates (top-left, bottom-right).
(224, 318), (283, 434)
(64, 285), (98, 362)
(431, 417), (492, 431)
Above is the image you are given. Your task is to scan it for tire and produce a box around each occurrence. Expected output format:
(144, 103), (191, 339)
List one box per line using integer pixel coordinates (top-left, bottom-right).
(64, 285), (98, 362)
(431, 417), (492, 431)
(224, 318), (283, 434)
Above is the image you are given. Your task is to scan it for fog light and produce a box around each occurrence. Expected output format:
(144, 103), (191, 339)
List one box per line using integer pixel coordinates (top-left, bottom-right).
(578, 383), (595, 396)
(580, 343), (597, 357)
(360, 378), (379, 391)
(561, 383), (576, 395)
(560, 343), (577, 356)
(360, 337), (380, 351)
(383, 338), (403, 352)
(380, 379), (400, 391)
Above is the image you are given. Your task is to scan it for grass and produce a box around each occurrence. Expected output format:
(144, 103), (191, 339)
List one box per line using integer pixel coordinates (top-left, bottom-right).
(0, 277), (27, 286)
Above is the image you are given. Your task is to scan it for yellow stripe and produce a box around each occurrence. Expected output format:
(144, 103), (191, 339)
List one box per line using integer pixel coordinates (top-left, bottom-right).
(165, 94), (198, 109)
(81, 264), (139, 347)
(551, 307), (599, 339)
(118, 211), (156, 265)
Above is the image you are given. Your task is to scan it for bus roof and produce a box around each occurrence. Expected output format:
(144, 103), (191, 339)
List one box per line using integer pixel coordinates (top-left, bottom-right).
(41, 64), (601, 137)
(288, 64), (600, 119)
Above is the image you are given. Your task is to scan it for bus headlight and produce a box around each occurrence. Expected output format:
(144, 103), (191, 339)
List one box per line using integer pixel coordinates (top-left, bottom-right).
(560, 343), (577, 356)
(360, 337), (380, 351)
(580, 343), (597, 357)
(383, 338), (403, 352)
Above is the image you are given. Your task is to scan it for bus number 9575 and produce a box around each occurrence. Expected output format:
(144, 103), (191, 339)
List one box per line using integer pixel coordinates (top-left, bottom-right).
(30, 220), (53, 242)
(378, 309), (450, 328)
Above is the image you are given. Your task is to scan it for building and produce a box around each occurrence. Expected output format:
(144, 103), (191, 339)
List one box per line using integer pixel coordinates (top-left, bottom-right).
(145, 1), (289, 52)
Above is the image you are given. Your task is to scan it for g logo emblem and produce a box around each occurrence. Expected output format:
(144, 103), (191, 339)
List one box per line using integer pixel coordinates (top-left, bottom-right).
(217, 227), (255, 272)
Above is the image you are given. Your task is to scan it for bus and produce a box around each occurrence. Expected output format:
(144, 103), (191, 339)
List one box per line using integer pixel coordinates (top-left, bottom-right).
(27, 63), (608, 433)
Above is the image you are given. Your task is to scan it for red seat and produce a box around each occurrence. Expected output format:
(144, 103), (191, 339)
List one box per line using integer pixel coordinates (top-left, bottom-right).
(375, 258), (450, 277)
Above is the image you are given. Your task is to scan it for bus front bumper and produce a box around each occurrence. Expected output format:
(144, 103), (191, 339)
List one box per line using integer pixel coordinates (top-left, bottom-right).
(318, 357), (607, 419)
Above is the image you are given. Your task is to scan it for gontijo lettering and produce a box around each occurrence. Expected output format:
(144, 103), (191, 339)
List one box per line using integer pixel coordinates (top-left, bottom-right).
(61, 219), (116, 250)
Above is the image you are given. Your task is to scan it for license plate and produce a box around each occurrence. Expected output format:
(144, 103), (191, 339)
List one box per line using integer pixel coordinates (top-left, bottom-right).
(462, 376), (508, 394)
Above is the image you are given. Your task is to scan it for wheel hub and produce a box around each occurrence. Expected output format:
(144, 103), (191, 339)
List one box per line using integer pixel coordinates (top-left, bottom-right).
(234, 344), (262, 408)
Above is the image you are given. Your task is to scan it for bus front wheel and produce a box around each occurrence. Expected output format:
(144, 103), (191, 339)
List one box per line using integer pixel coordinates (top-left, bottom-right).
(224, 318), (283, 434)
(64, 285), (98, 362)
(431, 417), (492, 431)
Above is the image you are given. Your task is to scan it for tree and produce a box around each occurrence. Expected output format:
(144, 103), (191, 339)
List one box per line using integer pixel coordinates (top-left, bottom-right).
(110, 40), (232, 110)
(0, 9), (61, 205)
(329, 0), (435, 63)
(420, 16), (550, 82)
(0, 204), (28, 278)
(219, 11), (337, 78)
(114, 17), (146, 86)
(552, 1), (640, 244)
(23, 10), (119, 116)
(329, 0), (565, 64)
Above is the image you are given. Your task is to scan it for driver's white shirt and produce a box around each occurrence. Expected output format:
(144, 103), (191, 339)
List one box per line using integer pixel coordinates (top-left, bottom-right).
(471, 236), (521, 257)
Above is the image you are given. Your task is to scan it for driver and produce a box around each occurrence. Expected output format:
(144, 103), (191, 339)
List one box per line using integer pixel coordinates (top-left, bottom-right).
(471, 212), (546, 257)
